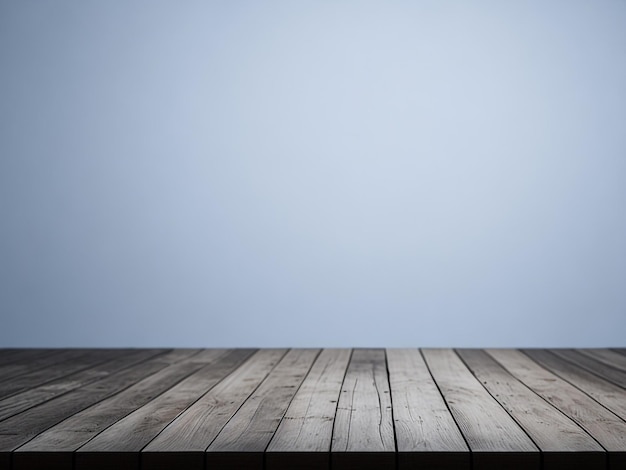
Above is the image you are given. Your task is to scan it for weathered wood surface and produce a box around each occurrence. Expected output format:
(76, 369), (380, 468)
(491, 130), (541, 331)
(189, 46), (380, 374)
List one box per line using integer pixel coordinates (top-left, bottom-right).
(0, 348), (623, 470)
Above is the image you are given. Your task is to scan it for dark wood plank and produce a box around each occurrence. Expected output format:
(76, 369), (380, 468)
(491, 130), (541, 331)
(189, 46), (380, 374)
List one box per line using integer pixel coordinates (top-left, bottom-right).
(0, 350), (51, 368)
(523, 349), (626, 420)
(265, 349), (351, 470)
(551, 349), (626, 388)
(142, 349), (287, 470)
(0, 349), (169, 469)
(330, 349), (395, 470)
(12, 349), (205, 470)
(0, 349), (165, 421)
(488, 349), (626, 469)
(422, 349), (539, 470)
(458, 349), (605, 470)
(386, 349), (469, 470)
(205, 349), (320, 470)
(75, 349), (254, 470)
(578, 348), (626, 373)
(0, 349), (131, 401)
(0, 350), (85, 384)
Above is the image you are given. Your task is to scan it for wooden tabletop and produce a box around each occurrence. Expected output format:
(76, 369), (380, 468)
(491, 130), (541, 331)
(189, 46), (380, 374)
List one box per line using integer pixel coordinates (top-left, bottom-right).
(0, 348), (624, 470)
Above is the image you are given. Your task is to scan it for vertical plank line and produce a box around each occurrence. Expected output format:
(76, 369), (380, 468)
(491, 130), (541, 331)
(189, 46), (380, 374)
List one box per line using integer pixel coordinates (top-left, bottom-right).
(453, 349), (545, 470)
(419, 349), (473, 470)
(329, 348), (354, 470)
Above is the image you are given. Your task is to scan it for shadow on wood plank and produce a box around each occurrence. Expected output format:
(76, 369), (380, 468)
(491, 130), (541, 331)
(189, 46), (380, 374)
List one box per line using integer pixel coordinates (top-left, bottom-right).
(142, 451), (203, 470)
(74, 451), (138, 470)
(398, 451), (470, 469)
(265, 451), (329, 470)
(331, 451), (395, 470)
(472, 451), (540, 470)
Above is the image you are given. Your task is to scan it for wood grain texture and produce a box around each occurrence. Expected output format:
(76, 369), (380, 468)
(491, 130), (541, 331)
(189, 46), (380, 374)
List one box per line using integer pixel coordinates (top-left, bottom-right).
(331, 349), (395, 470)
(265, 349), (351, 470)
(206, 349), (320, 470)
(387, 348), (469, 470)
(0, 349), (85, 385)
(0, 350), (169, 467)
(0, 348), (623, 470)
(488, 348), (626, 468)
(523, 349), (626, 420)
(75, 349), (253, 470)
(0, 349), (166, 421)
(0, 349), (128, 401)
(13, 349), (205, 470)
(422, 349), (539, 470)
(142, 349), (286, 470)
(551, 349), (626, 388)
(578, 348), (626, 373)
(458, 349), (605, 470)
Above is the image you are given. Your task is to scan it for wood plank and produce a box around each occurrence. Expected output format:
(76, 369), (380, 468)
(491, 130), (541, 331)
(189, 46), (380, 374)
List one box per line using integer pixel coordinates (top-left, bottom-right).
(0, 350), (85, 384)
(578, 348), (626, 373)
(422, 349), (539, 470)
(142, 349), (287, 470)
(458, 349), (605, 470)
(264, 349), (351, 470)
(330, 349), (395, 470)
(0, 349), (165, 421)
(551, 349), (626, 388)
(0, 350), (51, 368)
(206, 349), (320, 470)
(0, 349), (130, 401)
(523, 349), (626, 420)
(386, 349), (469, 470)
(75, 349), (254, 470)
(488, 348), (626, 469)
(0, 349), (169, 470)
(12, 349), (204, 470)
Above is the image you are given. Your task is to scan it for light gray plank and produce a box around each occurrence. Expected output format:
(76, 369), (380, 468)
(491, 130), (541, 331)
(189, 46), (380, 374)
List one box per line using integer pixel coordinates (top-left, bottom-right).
(422, 349), (539, 470)
(458, 349), (605, 470)
(76, 349), (253, 470)
(387, 349), (469, 470)
(265, 349), (351, 470)
(331, 349), (395, 470)
(488, 349), (626, 469)
(205, 349), (320, 470)
(523, 349), (626, 420)
(142, 349), (286, 470)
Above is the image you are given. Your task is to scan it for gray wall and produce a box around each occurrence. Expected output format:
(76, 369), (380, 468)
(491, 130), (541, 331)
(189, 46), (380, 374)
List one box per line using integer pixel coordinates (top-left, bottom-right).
(1, 0), (625, 347)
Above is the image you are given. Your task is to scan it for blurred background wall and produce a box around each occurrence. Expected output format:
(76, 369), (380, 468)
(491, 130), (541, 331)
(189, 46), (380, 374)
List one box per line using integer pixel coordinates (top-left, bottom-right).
(1, 0), (625, 347)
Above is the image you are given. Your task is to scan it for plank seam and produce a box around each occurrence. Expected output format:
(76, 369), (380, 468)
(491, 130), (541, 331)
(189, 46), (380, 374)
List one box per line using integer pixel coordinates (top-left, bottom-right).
(453, 349), (545, 469)
(552, 349), (626, 389)
(261, 348), (323, 470)
(419, 348), (474, 470)
(482, 350), (610, 454)
(5, 349), (173, 467)
(383, 349), (399, 470)
(329, 348), (354, 468)
(58, 349), (209, 464)
(134, 349), (256, 456)
(196, 349), (290, 457)
(520, 349), (626, 425)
